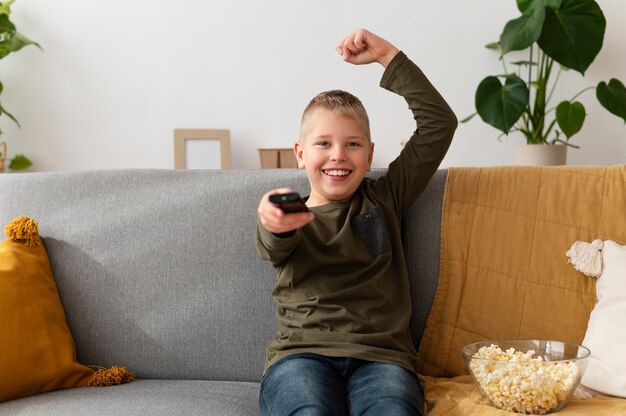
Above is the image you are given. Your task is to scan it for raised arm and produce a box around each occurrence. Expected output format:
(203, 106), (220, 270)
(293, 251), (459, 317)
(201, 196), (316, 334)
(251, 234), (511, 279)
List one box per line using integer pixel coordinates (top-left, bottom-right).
(336, 29), (457, 217)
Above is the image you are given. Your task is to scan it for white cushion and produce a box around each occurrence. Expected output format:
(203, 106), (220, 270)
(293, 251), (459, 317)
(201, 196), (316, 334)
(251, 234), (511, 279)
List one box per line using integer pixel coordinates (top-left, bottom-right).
(581, 240), (626, 397)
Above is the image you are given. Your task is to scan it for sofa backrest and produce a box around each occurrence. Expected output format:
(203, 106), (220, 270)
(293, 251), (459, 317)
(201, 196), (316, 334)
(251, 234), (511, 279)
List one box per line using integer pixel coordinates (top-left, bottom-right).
(0, 168), (446, 382)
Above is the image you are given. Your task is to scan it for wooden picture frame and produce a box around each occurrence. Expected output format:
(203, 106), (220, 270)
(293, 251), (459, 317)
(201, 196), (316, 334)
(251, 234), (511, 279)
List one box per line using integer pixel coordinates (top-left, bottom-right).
(174, 129), (232, 169)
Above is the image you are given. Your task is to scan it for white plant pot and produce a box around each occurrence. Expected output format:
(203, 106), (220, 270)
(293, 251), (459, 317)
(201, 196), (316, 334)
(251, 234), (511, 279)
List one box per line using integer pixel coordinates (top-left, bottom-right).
(514, 144), (567, 166)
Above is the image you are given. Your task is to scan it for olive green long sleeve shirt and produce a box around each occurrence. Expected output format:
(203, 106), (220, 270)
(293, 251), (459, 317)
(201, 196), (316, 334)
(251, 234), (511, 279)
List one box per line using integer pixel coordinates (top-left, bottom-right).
(255, 51), (457, 375)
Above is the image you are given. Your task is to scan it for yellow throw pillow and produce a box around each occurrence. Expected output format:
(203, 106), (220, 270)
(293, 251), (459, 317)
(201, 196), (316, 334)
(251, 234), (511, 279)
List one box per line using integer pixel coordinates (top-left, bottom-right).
(0, 217), (133, 402)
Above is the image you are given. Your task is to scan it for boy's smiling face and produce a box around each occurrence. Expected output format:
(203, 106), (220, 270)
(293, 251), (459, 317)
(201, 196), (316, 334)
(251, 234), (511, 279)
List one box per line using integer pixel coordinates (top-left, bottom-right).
(295, 108), (374, 207)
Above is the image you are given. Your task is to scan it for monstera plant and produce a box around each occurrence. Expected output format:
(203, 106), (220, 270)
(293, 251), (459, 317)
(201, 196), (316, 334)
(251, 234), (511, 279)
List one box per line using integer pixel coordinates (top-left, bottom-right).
(463, 0), (626, 146)
(0, 0), (40, 171)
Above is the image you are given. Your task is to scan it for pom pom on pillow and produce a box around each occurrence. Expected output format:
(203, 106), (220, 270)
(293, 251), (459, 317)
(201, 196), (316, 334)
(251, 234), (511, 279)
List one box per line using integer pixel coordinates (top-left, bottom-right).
(566, 239), (604, 277)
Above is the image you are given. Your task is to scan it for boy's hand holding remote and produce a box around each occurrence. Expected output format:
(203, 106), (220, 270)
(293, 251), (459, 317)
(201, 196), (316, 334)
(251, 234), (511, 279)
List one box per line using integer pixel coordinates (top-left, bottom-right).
(258, 188), (314, 235)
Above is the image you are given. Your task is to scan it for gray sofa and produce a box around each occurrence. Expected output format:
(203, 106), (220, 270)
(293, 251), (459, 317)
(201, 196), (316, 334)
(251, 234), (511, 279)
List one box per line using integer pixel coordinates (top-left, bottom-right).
(0, 168), (445, 415)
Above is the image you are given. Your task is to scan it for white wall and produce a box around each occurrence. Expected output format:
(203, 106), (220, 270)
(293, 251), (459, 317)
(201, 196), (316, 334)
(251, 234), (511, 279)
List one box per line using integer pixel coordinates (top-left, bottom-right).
(3, 0), (625, 171)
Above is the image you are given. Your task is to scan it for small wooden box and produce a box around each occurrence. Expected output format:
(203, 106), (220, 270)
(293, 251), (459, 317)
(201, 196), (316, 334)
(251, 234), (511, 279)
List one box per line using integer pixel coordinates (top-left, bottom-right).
(258, 148), (298, 169)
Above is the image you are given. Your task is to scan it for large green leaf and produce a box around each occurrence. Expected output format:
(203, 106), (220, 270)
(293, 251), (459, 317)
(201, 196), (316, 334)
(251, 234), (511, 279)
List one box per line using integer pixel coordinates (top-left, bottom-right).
(597, 79), (626, 124)
(476, 75), (529, 134)
(538, 0), (605, 75)
(500, 0), (546, 54)
(556, 101), (585, 138)
(9, 154), (32, 170)
(517, 0), (561, 13)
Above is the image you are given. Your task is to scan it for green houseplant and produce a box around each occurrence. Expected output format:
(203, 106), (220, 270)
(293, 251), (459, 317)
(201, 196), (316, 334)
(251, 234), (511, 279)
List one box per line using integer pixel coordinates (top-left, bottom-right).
(463, 0), (626, 150)
(0, 0), (40, 171)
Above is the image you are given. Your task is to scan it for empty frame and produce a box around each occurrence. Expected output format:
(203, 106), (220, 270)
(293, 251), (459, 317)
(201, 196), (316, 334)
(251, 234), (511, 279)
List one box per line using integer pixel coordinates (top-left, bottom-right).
(174, 129), (232, 169)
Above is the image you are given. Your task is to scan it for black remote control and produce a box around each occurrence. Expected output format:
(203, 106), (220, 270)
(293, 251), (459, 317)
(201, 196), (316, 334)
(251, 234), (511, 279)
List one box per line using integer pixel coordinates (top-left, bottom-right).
(269, 192), (310, 213)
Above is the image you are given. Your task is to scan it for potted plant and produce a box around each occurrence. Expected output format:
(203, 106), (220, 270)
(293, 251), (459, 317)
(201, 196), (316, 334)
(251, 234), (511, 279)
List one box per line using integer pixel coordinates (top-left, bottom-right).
(0, 0), (40, 172)
(463, 0), (626, 165)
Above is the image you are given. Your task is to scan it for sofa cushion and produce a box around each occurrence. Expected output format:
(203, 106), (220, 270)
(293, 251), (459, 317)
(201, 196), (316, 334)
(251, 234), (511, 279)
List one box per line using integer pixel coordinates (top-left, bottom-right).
(0, 379), (259, 415)
(402, 169), (447, 349)
(418, 166), (626, 377)
(0, 217), (94, 402)
(580, 240), (626, 397)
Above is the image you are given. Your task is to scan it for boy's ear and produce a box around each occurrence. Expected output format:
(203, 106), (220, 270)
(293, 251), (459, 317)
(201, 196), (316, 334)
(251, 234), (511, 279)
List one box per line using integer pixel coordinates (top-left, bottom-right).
(367, 142), (375, 171)
(294, 140), (305, 169)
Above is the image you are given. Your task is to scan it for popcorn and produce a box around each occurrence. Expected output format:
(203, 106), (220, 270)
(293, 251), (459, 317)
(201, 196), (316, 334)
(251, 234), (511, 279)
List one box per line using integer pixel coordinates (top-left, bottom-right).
(469, 344), (581, 414)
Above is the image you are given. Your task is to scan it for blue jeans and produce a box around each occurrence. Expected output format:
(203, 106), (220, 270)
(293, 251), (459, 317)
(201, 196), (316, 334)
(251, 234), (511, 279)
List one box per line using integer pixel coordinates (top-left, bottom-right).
(259, 353), (424, 416)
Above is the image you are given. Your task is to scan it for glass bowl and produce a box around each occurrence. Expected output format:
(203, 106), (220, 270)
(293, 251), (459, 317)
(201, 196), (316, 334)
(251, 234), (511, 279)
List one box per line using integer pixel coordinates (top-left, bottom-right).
(461, 340), (590, 415)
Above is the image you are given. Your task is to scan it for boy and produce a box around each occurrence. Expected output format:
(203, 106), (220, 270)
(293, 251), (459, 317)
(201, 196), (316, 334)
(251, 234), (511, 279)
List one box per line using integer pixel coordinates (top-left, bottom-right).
(255, 29), (457, 416)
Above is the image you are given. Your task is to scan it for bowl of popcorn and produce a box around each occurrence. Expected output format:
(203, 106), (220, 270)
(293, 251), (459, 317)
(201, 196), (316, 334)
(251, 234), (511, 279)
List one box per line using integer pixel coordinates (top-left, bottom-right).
(461, 340), (590, 414)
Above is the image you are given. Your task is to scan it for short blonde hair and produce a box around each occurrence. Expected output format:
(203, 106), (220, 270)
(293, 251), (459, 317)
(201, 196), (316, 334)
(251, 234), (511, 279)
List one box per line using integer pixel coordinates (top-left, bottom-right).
(300, 90), (370, 141)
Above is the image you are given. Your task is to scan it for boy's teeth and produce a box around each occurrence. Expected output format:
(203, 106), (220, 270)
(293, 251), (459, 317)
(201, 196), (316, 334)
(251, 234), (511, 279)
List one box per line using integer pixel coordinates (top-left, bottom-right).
(324, 170), (350, 176)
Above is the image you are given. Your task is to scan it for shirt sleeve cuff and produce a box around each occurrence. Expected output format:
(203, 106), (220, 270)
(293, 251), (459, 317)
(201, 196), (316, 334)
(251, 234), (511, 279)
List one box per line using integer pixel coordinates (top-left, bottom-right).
(256, 217), (300, 251)
(380, 51), (409, 89)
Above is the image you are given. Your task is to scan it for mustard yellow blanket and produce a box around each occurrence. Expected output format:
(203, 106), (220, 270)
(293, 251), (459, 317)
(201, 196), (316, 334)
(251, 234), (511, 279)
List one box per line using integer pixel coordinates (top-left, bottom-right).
(417, 165), (626, 414)
(421, 375), (626, 415)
